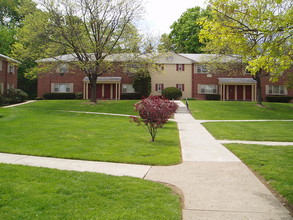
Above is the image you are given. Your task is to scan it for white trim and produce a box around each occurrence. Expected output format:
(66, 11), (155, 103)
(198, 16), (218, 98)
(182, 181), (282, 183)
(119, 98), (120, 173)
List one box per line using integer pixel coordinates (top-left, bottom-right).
(51, 83), (73, 93)
(266, 85), (287, 95)
(199, 84), (218, 94)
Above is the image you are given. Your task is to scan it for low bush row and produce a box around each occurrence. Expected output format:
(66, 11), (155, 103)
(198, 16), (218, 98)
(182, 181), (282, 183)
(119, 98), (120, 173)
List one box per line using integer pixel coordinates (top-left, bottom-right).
(266, 96), (292, 103)
(42, 92), (83, 100)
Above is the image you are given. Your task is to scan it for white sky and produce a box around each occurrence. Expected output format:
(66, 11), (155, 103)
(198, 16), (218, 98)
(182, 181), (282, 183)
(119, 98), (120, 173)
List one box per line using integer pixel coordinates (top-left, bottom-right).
(138, 0), (207, 35)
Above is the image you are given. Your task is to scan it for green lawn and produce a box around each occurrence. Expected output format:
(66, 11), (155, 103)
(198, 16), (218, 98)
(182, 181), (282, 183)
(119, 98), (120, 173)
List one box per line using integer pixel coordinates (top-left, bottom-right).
(188, 101), (293, 120)
(225, 144), (293, 208)
(18, 100), (139, 115)
(0, 101), (181, 165)
(203, 121), (293, 142)
(0, 164), (181, 220)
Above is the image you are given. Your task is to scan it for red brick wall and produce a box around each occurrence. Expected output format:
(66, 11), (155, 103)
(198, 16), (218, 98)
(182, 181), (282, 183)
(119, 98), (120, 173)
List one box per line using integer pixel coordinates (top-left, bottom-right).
(0, 59), (18, 92)
(37, 63), (134, 98)
(192, 64), (293, 101)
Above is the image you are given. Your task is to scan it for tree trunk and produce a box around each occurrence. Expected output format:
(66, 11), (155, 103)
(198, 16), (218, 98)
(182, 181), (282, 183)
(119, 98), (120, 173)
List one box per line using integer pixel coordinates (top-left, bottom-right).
(255, 70), (262, 105)
(89, 74), (98, 103)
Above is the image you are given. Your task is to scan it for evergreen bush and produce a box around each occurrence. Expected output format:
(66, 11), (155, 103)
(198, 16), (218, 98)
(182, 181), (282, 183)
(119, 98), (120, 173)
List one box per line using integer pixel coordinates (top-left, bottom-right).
(161, 87), (182, 100)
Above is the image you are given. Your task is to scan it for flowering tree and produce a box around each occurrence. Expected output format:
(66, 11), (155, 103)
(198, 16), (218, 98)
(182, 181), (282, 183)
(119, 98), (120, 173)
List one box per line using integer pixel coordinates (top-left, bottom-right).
(131, 96), (178, 142)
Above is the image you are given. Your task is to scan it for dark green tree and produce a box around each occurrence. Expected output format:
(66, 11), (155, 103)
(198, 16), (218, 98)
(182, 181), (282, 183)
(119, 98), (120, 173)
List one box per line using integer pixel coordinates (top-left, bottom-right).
(159, 6), (210, 53)
(132, 69), (151, 98)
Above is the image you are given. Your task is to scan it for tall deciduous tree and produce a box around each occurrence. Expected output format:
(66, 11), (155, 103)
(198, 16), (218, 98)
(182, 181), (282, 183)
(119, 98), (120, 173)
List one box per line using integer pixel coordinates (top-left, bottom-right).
(159, 6), (209, 53)
(200, 0), (293, 105)
(12, 0), (144, 103)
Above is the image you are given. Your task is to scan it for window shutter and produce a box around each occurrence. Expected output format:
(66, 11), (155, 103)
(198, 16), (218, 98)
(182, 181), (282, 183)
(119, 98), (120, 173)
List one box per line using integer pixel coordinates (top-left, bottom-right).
(162, 84), (164, 90)
(176, 64), (179, 71)
(284, 87), (288, 95)
(182, 64), (185, 71)
(155, 84), (158, 91)
(176, 84), (178, 89)
(69, 83), (74, 93)
(198, 84), (201, 94)
(182, 84), (185, 91)
(51, 83), (55, 92)
(265, 85), (269, 95)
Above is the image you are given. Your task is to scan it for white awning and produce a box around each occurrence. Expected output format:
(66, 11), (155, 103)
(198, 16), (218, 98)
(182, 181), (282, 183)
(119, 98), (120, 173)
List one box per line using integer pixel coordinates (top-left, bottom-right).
(219, 78), (256, 84)
(83, 76), (122, 83)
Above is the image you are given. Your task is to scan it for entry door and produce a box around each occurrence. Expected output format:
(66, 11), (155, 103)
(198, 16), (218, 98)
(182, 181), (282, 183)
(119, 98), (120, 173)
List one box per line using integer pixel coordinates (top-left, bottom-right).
(245, 85), (252, 100)
(228, 85), (235, 100)
(104, 84), (111, 99)
(88, 84), (102, 99)
(237, 85), (244, 100)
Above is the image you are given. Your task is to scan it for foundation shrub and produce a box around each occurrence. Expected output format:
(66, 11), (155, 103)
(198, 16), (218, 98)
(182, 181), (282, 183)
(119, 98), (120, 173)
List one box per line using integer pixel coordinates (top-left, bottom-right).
(43, 93), (76, 100)
(161, 87), (182, 100)
(3, 88), (28, 104)
(205, 94), (220, 100)
(266, 96), (292, 103)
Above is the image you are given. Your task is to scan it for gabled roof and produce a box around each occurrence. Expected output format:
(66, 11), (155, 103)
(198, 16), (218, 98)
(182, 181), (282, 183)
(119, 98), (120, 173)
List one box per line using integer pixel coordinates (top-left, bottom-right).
(180, 54), (241, 63)
(0, 53), (21, 64)
(219, 78), (256, 84)
(36, 53), (151, 63)
(35, 52), (241, 64)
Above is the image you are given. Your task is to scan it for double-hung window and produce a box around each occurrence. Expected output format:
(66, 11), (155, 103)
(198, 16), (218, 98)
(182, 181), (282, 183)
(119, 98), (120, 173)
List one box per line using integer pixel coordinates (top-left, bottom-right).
(53, 83), (72, 93)
(57, 63), (69, 74)
(198, 84), (217, 94)
(8, 64), (14, 74)
(122, 84), (135, 93)
(266, 85), (286, 95)
(155, 83), (164, 92)
(176, 84), (185, 91)
(196, 65), (208, 74)
(176, 64), (185, 71)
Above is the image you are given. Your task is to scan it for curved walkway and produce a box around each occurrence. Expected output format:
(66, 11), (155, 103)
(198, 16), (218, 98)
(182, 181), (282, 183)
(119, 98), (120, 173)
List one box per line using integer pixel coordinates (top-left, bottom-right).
(0, 101), (292, 219)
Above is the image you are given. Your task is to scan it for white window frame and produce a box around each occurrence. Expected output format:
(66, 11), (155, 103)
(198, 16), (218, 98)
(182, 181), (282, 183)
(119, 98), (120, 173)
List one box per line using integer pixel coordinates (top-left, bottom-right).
(8, 64), (14, 74)
(52, 83), (73, 93)
(176, 84), (184, 91)
(122, 84), (135, 93)
(177, 64), (184, 71)
(57, 63), (69, 74)
(266, 85), (286, 95)
(198, 84), (217, 94)
(196, 65), (208, 74)
(156, 84), (164, 92)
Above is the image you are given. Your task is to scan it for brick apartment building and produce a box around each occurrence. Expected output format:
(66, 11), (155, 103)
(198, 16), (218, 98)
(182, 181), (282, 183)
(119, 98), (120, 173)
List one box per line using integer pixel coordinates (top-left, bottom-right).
(0, 54), (20, 94)
(36, 52), (293, 101)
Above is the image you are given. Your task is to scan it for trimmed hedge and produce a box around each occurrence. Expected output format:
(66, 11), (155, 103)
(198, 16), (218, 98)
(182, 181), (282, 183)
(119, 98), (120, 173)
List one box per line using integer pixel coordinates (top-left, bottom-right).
(161, 87), (182, 100)
(266, 96), (292, 103)
(121, 93), (142, 100)
(43, 93), (76, 100)
(205, 94), (221, 100)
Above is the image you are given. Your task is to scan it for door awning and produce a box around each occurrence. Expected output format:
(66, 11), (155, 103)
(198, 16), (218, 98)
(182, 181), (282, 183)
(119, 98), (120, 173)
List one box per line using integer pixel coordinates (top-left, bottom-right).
(219, 78), (256, 85)
(83, 77), (122, 83)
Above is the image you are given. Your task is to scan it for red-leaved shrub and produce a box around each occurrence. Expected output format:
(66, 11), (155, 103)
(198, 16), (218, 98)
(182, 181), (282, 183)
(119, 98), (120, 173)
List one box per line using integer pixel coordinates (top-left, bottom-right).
(130, 96), (178, 141)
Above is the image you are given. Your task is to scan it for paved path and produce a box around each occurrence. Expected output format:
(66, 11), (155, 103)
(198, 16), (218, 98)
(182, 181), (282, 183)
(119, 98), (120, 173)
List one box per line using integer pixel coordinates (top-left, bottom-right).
(2, 100), (36, 108)
(0, 101), (292, 219)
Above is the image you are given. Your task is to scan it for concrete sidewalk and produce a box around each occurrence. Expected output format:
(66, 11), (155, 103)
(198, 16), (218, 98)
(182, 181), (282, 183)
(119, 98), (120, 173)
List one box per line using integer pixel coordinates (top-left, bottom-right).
(0, 101), (292, 219)
(0, 153), (150, 178)
(145, 102), (292, 219)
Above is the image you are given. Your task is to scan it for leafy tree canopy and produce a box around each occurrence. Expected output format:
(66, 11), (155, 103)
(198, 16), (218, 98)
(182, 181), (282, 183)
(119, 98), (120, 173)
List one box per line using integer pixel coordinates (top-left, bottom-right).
(159, 6), (210, 53)
(12, 0), (146, 102)
(199, 0), (293, 104)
